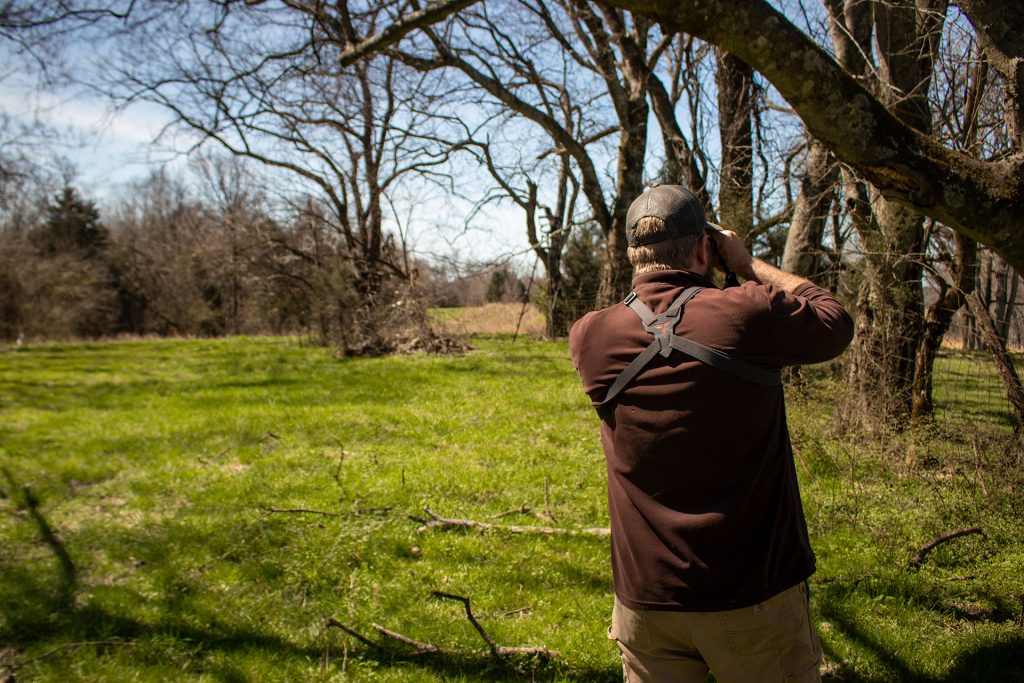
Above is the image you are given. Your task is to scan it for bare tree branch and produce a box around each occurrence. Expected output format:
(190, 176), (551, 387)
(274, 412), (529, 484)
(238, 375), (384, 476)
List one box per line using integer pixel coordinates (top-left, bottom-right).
(338, 0), (480, 67)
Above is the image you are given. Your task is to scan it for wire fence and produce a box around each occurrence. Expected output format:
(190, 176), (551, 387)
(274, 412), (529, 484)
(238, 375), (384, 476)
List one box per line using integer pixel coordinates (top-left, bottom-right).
(931, 312), (1022, 431)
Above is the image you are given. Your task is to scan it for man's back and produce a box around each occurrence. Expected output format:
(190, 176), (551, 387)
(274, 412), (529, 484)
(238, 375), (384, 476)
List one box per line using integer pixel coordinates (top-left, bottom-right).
(570, 268), (852, 611)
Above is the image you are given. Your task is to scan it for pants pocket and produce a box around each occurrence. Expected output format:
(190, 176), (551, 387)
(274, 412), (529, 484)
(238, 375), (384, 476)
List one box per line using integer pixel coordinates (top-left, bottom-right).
(721, 604), (799, 656)
(718, 585), (821, 681)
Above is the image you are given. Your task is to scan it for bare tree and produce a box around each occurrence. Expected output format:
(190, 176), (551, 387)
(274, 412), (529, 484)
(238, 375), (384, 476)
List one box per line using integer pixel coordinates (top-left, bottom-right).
(909, 15), (1006, 419)
(86, 1), (462, 352)
(397, 0), (743, 309)
(126, 0), (1020, 279)
(400, 0), (643, 304)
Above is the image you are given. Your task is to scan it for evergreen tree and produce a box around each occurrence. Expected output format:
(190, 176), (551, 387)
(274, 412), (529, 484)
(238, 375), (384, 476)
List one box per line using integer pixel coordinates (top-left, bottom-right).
(486, 268), (511, 303)
(33, 186), (107, 256)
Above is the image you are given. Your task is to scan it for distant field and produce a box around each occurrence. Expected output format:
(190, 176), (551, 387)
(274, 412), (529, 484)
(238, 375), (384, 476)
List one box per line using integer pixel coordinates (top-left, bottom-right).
(429, 303), (546, 337)
(0, 336), (1022, 681)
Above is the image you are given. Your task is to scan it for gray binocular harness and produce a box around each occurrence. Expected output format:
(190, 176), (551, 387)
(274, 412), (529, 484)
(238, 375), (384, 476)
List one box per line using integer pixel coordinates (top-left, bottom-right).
(596, 287), (781, 408)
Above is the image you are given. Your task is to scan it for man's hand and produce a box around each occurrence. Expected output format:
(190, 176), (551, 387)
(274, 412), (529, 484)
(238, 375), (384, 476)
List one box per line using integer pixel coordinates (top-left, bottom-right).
(707, 226), (754, 280)
(707, 226), (810, 293)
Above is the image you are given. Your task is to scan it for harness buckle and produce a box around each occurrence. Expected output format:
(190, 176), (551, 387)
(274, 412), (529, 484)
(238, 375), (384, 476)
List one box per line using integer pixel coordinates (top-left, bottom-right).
(645, 308), (682, 358)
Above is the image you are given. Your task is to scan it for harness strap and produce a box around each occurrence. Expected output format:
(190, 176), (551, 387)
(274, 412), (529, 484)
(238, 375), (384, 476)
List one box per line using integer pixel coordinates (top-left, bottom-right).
(595, 343), (661, 408)
(666, 336), (782, 386)
(596, 287), (781, 407)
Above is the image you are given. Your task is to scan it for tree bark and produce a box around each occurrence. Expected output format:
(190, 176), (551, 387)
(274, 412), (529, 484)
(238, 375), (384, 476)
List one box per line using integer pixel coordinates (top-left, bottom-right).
(715, 49), (754, 239)
(988, 254), (1017, 342)
(781, 137), (837, 278)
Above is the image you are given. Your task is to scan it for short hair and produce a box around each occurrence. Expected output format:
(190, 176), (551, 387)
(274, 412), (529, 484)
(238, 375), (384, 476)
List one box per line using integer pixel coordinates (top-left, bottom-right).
(628, 216), (703, 275)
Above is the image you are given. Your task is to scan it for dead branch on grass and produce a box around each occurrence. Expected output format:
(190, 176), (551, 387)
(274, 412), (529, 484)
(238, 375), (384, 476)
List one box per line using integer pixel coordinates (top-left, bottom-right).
(432, 591), (559, 658)
(260, 505), (343, 517)
(411, 507), (609, 537)
(370, 623), (442, 655)
(328, 618), (448, 656)
(326, 619), (385, 651)
(910, 526), (986, 569)
(327, 592), (559, 661)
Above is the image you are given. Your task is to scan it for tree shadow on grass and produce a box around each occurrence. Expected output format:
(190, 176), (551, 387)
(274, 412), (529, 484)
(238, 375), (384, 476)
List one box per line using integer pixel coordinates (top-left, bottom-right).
(817, 593), (1024, 682)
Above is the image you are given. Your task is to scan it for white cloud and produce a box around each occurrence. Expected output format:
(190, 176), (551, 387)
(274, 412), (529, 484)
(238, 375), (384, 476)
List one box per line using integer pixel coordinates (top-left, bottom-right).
(0, 74), (198, 197)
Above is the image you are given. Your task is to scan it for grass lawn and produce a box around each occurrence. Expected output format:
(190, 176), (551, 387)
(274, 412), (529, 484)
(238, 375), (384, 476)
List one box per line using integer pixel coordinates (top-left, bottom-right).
(0, 336), (1022, 681)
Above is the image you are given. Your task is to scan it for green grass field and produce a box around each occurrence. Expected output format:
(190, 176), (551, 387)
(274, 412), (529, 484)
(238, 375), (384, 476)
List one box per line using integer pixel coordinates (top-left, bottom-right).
(1, 336), (1022, 681)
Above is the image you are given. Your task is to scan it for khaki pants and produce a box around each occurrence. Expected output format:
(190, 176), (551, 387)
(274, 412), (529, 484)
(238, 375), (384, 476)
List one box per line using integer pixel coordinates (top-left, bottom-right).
(609, 583), (822, 683)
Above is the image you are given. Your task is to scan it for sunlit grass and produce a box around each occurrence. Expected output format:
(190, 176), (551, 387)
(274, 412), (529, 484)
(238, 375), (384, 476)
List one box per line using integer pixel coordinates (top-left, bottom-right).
(1, 336), (1022, 681)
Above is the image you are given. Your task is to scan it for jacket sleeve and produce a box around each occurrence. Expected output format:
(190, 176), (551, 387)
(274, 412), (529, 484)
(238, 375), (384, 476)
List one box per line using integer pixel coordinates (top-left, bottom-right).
(766, 281), (854, 366)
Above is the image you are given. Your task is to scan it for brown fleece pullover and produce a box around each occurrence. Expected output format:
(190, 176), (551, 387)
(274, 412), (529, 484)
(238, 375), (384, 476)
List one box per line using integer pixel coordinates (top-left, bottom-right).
(570, 269), (853, 611)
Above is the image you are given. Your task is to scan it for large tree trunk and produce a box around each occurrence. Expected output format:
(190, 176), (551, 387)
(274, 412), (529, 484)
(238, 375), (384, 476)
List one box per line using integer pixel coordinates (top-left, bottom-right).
(842, 0), (945, 428)
(594, 7), (650, 307)
(781, 136), (837, 279)
(989, 253), (1017, 342)
(847, 196), (927, 425)
(715, 49), (754, 239)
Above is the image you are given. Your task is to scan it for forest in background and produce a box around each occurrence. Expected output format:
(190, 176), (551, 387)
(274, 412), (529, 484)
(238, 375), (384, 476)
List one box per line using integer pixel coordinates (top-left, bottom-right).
(0, 155), (578, 350)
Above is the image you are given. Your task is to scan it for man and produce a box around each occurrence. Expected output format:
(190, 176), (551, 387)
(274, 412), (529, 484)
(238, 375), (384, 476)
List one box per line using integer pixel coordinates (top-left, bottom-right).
(569, 185), (853, 682)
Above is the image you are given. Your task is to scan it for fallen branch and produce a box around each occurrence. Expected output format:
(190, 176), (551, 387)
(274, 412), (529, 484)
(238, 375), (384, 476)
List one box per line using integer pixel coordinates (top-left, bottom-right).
(326, 619), (384, 651)
(910, 526), (986, 569)
(411, 507), (609, 538)
(329, 618), (448, 657)
(371, 623), (441, 655)
(260, 505), (343, 517)
(327, 592), (559, 662)
(432, 591), (559, 658)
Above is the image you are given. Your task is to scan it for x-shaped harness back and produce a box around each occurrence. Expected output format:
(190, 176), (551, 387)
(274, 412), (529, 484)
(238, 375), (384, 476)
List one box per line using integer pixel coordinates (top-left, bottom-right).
(596, 286), (782, 408)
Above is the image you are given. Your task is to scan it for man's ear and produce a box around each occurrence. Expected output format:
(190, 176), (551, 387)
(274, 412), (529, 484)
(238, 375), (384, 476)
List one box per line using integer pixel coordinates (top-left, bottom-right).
(694, 232), (713, 272)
